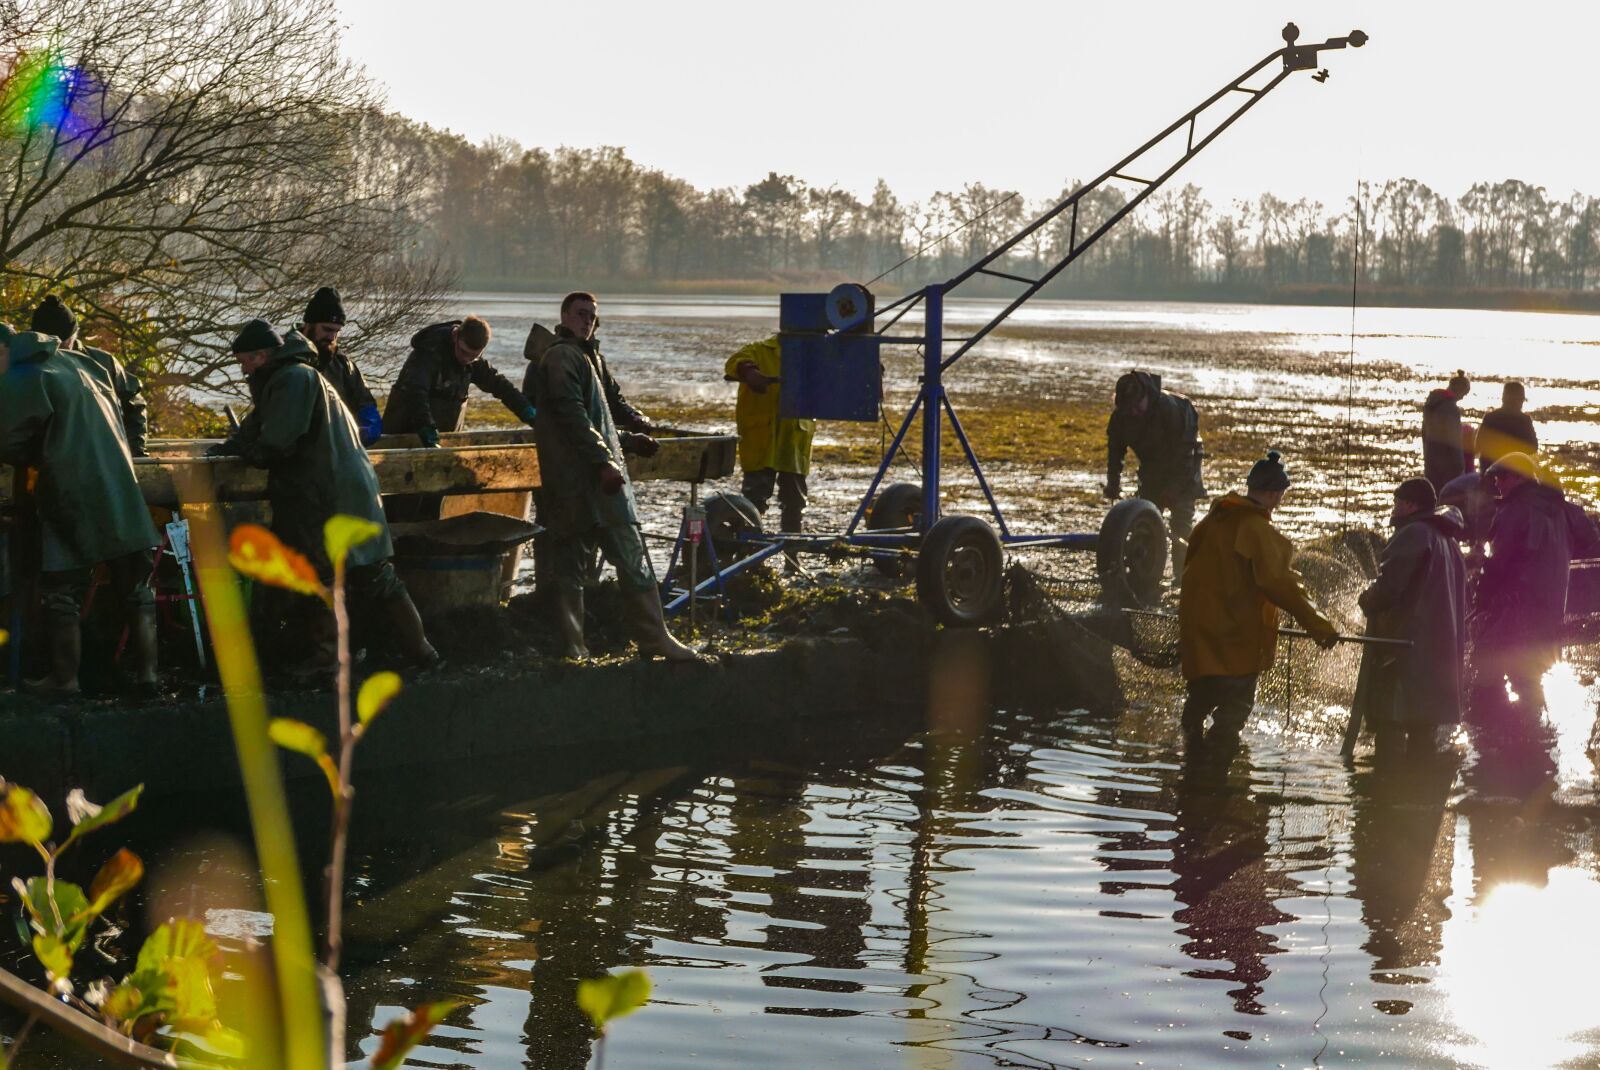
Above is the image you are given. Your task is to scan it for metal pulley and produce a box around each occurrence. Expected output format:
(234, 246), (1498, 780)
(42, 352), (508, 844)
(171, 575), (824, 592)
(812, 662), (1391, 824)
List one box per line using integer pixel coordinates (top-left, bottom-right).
(826, 283), (874, 332)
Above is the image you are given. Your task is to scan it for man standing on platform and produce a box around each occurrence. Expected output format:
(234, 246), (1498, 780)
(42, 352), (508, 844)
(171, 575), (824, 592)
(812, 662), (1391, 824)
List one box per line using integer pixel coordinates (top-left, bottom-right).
(527, 292), (695, 662)
(1422, 370), (1470, 491)
(727, 336), (813, 569)
(297, 286), (382, 446)
(1476, 381), (1538, 474)
(0, 329), (159, 698)
(209, 320), (437, 677)
(1178, 450), (1338, 755)
(384, 315), (536, 447)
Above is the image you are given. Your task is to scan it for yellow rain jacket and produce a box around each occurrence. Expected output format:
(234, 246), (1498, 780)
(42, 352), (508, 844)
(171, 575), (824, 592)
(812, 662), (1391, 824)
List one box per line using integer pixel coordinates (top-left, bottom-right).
(1178, 492), (1335, 680)
(724, 337), (814, 475)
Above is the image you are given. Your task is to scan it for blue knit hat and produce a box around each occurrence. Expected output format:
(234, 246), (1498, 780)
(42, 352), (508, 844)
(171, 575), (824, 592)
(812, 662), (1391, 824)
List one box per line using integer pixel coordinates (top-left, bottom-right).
(1247, 450), (1290, 493)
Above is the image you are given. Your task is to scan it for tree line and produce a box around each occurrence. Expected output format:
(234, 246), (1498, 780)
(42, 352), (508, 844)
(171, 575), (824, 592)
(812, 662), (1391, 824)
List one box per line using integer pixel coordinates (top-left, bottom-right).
(5, 0), (1597, 414)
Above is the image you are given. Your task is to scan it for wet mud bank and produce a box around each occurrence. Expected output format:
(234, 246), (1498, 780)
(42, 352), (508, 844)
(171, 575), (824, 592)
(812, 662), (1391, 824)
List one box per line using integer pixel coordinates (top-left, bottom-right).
(4, 614), (1119, 804)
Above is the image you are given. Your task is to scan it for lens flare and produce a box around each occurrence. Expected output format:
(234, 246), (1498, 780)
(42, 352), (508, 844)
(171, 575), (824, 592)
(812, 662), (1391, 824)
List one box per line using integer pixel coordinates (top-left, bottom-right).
(0, 47), (98, 139)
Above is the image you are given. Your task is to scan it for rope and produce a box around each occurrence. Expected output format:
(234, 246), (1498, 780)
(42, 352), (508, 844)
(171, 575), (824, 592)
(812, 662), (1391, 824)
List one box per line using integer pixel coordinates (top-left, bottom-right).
(1341, 173), (1364, 533)
(866, 191), (1023, 287)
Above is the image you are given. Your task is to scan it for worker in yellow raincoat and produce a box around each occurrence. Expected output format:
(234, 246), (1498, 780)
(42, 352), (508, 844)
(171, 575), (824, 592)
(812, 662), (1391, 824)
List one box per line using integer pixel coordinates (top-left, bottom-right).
(725, 337), (814, 567)
(1178, 450), (1338, 755)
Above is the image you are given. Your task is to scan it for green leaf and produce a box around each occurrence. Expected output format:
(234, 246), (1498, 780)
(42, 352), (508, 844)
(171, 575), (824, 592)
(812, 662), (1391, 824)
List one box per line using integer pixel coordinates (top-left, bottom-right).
(62, 784), (143, 849)
(324, 514), (383, 572)
(0, 783), (52, 845)
(17, 877), (91, 948)
(577, 970), (651, 1037)
(84, 848), (144, 917)
(32, 932), (74, 984)
(357, 671), (402, 727)
(371, 999), (460, 1070)
(129, 919), (222, 1032)
(101, 978), (153, 1026)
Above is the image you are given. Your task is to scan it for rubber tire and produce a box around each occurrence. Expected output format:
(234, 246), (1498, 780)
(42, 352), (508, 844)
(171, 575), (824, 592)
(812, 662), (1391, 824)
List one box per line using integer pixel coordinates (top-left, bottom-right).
(694, 492), (762, 576)
(916, 515), (1005, 627)
(1097, 498), (1168, 609)
(868, 482), (924, 580)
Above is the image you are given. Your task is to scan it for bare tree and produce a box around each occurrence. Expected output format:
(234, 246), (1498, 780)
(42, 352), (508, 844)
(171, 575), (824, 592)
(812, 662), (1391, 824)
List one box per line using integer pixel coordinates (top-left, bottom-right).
(0, 0), (449, 414)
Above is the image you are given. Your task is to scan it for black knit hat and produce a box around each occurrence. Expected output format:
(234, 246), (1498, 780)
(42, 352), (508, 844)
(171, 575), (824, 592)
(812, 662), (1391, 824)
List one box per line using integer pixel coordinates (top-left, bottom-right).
(1395, 477), (1437, 510)
(30, 295), (76, 340)
(1247, 450), (1290, 493)
(303, 286), (346, 326)
(231, 318), (283, 354)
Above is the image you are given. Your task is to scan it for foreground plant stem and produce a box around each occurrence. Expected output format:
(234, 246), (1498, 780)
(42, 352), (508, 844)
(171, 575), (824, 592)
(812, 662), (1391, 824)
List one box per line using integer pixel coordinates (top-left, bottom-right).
(323, 565), (355, 974)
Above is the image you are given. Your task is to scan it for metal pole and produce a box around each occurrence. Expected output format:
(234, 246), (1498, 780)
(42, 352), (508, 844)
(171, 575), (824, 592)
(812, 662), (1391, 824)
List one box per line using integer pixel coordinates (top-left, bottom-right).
(920, 283), (943, 530)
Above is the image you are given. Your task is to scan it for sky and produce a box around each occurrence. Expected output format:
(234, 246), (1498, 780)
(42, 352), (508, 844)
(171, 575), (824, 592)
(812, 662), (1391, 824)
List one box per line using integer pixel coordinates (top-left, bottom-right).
(333, 0), (1599, 214)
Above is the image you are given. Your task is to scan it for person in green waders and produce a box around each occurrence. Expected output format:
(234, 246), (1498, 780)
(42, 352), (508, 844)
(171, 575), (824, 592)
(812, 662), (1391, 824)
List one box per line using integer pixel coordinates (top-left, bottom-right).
(726, 336), (814, 570)
(0, 328), (160, 698)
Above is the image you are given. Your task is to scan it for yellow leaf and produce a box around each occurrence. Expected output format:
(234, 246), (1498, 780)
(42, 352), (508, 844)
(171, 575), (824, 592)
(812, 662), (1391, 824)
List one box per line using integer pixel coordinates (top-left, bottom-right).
(228, 524), (325, 598)
(577, 969), (651, 1036)
(267, 718), (327, 760)
(324, 514), (383, 571)
(357, 672), (402, 726)
(0, 628), (8, 646)
(0, 783), (52, 845)
(33, 933), (73, 984)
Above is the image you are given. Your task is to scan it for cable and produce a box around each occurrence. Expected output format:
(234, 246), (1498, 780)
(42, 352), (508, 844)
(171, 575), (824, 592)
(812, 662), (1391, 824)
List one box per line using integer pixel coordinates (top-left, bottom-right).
(865, 191), (1023, 288)
(1341, 173), (1363, 533)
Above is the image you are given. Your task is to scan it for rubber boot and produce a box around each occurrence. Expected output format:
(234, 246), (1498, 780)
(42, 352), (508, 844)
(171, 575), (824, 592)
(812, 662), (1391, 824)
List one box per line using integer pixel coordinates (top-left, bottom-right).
(780, 501), (805, 574)
(131, 603), (160, 699)
(1170, 539), (1187, 589)
(555, 588), (590, 659)
(385, 589), (440, 669)
(24, 615), (81, 699)
(623, 589), (700, 662)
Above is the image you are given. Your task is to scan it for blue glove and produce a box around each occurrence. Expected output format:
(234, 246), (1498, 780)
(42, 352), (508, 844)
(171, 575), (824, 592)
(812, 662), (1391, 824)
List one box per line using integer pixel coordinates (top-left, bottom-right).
(519, 404), (537, 427)
(418, 425), (441, 449)
(355, 403), (382, 447)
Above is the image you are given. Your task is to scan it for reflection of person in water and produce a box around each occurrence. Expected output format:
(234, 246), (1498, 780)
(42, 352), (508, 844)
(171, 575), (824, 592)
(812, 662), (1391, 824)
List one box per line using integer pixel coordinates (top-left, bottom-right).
(1165, 756), (1292, 1016)
(1347, 757), (1458, 986)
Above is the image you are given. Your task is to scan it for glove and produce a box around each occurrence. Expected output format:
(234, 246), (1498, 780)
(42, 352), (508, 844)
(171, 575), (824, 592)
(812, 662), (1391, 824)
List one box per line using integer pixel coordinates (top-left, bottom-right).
(205, 441), (239, 458)
(620, 432), (659, 457)
(1103, 479), (1120, 501)
(596, 462), (625, 496)
(355, 404), (383, 447)
(518, 404), (538, 428)
(418, 425), (441, 449)
(1311, 623), (1339, 650)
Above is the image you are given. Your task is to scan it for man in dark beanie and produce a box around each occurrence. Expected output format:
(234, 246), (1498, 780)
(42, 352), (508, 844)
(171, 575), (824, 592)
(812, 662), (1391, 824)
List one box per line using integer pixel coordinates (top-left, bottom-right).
(1351, 478), (1467, 760)
(0, 330), (160, 697)
(30, 294), (149, 457)
(1177, 450), (1338, 755)
(209, 319), (438, 678)
(296, 286), (381, 446)
(1105, 369), (1204, 586)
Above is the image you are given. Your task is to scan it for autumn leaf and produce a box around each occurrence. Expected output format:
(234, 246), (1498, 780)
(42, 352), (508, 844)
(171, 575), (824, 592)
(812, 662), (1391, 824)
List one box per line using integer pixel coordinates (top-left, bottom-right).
(0, 782), (52, 845)
(371, 999), (461, 1070)
(85, 848), (144, 917)
(228, 523), (326, 599)
(357, 671), (402, 727)
(577, 969), (651, 1037)
(268, 718), (339, 797)
(324, 514), (383, 572)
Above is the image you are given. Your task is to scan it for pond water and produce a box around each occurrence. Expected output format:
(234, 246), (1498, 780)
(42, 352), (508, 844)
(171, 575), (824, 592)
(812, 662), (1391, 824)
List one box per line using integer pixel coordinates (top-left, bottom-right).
(306, 650), (1599, 1070)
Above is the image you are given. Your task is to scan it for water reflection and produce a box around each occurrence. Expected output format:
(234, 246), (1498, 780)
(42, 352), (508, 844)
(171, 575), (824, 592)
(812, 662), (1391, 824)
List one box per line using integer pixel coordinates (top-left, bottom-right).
(315, 665), (1600, 1068)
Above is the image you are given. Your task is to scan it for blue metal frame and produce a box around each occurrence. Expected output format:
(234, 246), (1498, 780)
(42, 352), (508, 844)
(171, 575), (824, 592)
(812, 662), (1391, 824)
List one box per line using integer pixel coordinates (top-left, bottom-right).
(661, 26), (1365, 614)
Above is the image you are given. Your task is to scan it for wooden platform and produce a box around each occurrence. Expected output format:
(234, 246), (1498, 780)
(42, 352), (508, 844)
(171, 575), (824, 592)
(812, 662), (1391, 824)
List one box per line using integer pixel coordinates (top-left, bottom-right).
(4, 430), (736, 507)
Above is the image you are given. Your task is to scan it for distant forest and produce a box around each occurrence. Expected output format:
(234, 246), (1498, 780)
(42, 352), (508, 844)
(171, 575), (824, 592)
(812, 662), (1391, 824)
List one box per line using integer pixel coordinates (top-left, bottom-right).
(397, 125), (1600, 306)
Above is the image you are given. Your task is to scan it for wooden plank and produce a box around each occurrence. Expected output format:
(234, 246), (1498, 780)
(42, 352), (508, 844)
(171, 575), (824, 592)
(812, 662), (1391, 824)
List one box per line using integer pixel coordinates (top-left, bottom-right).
(130, 445), (543, 508)
(3, 432), (734, 508)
